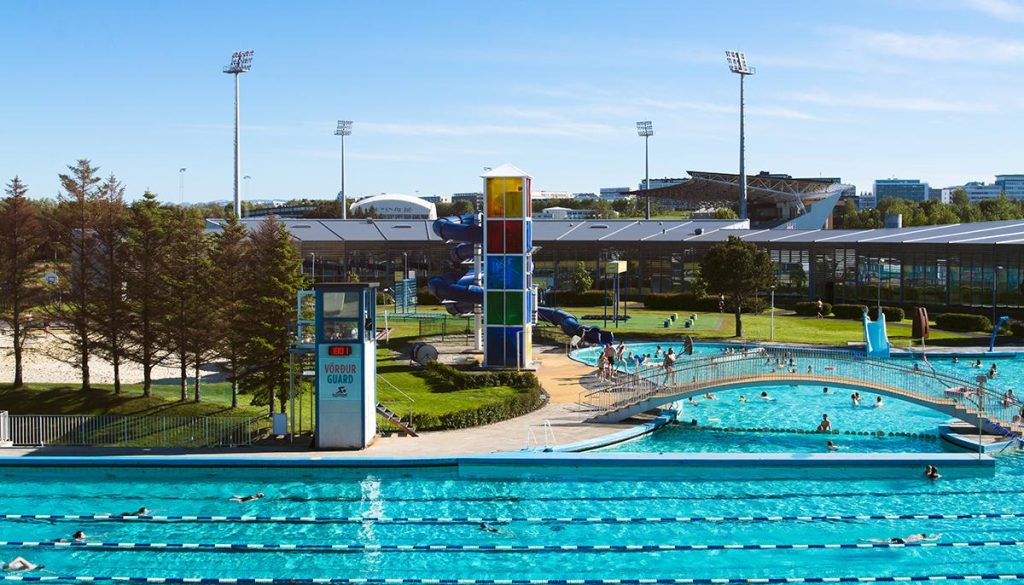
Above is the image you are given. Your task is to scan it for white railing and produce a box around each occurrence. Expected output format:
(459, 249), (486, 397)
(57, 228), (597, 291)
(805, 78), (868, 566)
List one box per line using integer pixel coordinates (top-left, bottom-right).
(580, 347), (1023, 433)
(0, 411), (9, 446)
(6, 414), (263, 448)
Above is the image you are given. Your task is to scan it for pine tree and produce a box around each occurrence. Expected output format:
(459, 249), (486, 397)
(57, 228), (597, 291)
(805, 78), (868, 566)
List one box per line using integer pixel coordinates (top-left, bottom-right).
(238, 218), (304, 414)
(89, 175), (130, 394)
(46, 160), (102, 390)
(0, 177), (48, 387)
(210, 217), (251, 408)
(123, 192), (171, 397)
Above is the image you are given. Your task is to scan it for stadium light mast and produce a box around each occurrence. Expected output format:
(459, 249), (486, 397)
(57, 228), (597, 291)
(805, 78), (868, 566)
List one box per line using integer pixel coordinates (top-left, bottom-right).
(636, 121), (654, 220)
(178, 168), (186, 205)
(335, 120), (353, 219)
(223, 49), (254, 219)
(726, 50), (755, 222)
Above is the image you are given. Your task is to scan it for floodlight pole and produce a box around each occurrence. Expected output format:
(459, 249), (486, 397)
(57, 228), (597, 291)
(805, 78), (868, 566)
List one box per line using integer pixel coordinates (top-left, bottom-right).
(336, 121), (353, 219)
(178, 168), (186, 205)
(636, 121), (654, 220)
(223, 50), (254, 220)
(739, 73), (747, 221)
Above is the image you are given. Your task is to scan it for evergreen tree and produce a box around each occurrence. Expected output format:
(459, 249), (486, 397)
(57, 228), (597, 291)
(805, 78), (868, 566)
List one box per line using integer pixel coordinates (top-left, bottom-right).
(210, 217), (252, 408)
(123, 192), (171, 397)
(0, 177), (48, 387)
(238, 217), (304, 414)
(570, 261), (593, 294)
(46, 160), (102, 390)
(700, 236), (775, 337)
(89, 175), (130, 393)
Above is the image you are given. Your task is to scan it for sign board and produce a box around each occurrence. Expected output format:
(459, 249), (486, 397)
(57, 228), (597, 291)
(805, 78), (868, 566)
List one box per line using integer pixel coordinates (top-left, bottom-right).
(43, 272), (58, 285)
(606, 260), (627, 274)
(318, 344), (363, 401)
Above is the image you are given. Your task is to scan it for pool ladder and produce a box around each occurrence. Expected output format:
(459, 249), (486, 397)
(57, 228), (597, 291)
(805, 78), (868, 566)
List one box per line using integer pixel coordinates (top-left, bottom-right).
(525, 420), (556, 451)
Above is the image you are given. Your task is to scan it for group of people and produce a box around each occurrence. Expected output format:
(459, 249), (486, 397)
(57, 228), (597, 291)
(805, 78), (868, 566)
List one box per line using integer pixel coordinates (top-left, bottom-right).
(595, 342), (690, 384)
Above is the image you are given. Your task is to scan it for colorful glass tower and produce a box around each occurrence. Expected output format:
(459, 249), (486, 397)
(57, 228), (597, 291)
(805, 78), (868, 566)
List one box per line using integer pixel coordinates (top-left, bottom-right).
(482, 164), (533, 368)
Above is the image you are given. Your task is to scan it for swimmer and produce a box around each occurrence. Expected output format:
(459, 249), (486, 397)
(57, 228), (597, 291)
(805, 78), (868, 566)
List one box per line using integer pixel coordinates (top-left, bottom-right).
(826, 440), (839, 451)
(479, 522), (501, 533)
(974, 359), (983, 368)
(3, 557), (40, 572)
(913, 363), (921, 372)
(822, 387), (830, 395)
(807, 365), (813, 374)
(817, 414), (832, 433)
(739, 395), (747, 403)
(687, 396), (699, 407)
(55, 530), (88, 544)
(231, 492), (265, 503)
(120, 507), (150, 517)
(865, 533), (941, 544)
(704, 392), (717, 400)
(759, 391), (775, 402)
(874, 396), (883, 408)
(851, 392), (860, 407)
(952, 356), (959, 364)
(925, 465), (941, 480)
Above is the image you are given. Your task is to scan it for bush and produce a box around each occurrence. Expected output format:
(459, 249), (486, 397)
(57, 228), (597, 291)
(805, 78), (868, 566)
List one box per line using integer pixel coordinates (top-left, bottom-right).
(548, 290), (609, 307)
(643, 292), (765, 314)
(417, 286), (437, 305)
(406, 385), (545, 431)
(1009, 319), (1024, 339)
(868, 306), (905, 322)
(423, 361), (540, 392)
(794, 301), (832, 317)
(935, 313), (993, 332)
(832, 304), (869, 319)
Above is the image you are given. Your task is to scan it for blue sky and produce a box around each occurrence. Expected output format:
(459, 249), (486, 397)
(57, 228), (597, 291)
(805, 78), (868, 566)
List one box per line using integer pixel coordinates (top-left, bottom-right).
(1, 0), (1023, 203)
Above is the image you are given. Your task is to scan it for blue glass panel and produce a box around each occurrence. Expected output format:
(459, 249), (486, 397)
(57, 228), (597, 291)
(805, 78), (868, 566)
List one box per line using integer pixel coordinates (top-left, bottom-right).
(486, 256), (506, 289)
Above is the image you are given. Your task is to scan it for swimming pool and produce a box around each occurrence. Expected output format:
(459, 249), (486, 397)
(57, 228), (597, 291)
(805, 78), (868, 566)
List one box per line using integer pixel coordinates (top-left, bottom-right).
(0, 457), (1021, 582)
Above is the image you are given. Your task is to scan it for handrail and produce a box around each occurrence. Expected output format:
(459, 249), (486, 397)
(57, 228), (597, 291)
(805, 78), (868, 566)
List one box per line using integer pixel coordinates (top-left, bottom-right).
(581, 346), (1022, 432)
(376, 375), (415, 430)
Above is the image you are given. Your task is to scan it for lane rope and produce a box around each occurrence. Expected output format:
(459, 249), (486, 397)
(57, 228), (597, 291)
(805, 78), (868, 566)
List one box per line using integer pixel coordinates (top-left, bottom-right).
(0, 539), (1022, 553)
(4, 512), (1024, 525)
(2, 574), (1024, 583)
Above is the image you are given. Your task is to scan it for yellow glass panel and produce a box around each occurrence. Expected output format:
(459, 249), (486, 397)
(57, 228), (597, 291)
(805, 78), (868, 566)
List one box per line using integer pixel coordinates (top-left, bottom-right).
(486, 178), (505, 217)
(504, 177), (524, 218)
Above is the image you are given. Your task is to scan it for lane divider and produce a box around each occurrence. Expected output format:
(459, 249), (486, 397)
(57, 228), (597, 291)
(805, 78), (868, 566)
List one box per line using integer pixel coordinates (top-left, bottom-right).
(2, 574), (1024, 583)
(3, 512), (1024, 525)
(0, 539), (1022, 553)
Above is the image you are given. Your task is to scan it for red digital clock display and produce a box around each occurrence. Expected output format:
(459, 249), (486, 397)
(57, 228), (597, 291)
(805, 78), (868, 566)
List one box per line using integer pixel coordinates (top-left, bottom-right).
(328, 345), (353, 357)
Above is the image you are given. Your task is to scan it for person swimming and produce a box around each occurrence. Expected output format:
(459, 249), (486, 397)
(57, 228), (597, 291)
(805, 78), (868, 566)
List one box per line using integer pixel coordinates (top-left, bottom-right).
(925, 465), (941, 480)
(865, 533), (941, 544)
(479, 522), (501, 533)
(759, 391), (774, 401)
(874, 396), (883, 408)
(120, 507), (150, 517)
(822, 387), (830, 395)
(231, 492), (265, 503)
(739, 395), (747, 403)
(851, 392), (861, 407)
(704, 392), (717, 400)
(826, 440), (839, 451)
(688, 396), (699, 406)
(55, 531), (87, 544)
(3, 557), (40, 572)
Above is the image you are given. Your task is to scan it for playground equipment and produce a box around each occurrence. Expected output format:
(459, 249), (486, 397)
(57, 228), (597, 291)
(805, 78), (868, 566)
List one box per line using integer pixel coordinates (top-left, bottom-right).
(862, 310), (891, 359)
(429, 214), (613, 346)
(990, 315), (1009, 352)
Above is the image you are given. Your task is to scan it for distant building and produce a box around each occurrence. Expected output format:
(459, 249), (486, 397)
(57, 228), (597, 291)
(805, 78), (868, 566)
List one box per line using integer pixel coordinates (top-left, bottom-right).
(964, 175), (1024, 201)
(247, 204), (316, 218)
(874, 179), (930, 203)
(451, 192), (481, 209)
(640, 177), (687, 190)
(858, 192), (876, 209)
(574, 192), (597, 199)
(533, 190), (574, 201)
(349, 194), (437, 220)
(599, 187), (633, 201)
(536, 206), (596, 220)
(418, 194), (444, 204)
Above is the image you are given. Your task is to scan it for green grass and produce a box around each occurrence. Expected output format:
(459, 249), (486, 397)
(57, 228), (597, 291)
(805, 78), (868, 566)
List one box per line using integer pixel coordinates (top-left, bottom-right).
(0, 383), (264, 418)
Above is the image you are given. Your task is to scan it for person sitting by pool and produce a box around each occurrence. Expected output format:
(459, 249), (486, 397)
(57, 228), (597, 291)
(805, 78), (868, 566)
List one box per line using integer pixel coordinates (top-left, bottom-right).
(704, 392), (717, 400)
(817, 414), (832, 433)
(826, 440), (839, 451)
(874, 396), (883, 408)
(759, 391), (774, 401)
(3, 557), (40, 572)
(231, 492), (265, 503)
(925, 465), (941, 480)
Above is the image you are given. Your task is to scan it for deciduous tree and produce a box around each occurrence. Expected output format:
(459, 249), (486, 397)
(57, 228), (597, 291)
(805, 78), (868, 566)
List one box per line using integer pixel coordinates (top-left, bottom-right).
(700, 236), (775, 337)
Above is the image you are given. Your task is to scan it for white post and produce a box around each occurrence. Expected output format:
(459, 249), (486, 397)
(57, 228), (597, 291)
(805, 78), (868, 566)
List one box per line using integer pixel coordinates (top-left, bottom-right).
(770, 287), (775, 341)
(233, 73), (242, 219)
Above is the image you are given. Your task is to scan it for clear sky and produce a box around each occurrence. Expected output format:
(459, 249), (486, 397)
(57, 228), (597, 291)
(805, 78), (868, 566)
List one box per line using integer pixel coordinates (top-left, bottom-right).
(1, 0), (1022, 203)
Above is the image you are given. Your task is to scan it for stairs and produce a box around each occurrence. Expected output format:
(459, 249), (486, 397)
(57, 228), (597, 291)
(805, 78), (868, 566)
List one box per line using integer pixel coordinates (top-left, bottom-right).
(376, 403), (418, 437)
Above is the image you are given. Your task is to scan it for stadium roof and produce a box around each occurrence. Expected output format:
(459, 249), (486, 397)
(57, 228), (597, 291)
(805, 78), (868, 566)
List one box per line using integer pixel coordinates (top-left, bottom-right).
(217, 218), (1024, 246)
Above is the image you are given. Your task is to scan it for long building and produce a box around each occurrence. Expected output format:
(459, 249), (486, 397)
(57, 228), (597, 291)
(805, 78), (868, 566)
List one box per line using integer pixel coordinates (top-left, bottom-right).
(223, 218), (1024, 314)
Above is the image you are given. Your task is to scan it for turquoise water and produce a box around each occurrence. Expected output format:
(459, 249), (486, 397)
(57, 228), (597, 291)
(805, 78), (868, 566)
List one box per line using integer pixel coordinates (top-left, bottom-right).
(1, 461), (1024, 580)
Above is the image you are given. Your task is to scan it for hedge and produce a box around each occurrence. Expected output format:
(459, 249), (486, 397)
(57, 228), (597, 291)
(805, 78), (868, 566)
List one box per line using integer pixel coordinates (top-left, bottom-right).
(643, 292), (766, 314)
(935, 313), (992, 332)
(794, 301), (832, 317)
(832, 304), (869, 319)
(404, 385), (545, 431)
(868, 306), (905, 322)
(1010, 319), (1024, 339)
(423, 361), (540, 392)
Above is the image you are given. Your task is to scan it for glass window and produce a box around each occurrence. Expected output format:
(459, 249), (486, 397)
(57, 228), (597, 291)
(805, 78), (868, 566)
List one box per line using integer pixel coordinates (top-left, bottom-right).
(322, 291), (360, 319)
(323, 320), (359, 340)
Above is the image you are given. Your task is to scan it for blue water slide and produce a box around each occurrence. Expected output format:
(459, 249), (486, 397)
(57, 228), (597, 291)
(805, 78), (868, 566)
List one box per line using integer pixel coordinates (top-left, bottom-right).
(990, 315), (1009, 352)
(429, 214), (612, 344)
(862, 311), (890, 359)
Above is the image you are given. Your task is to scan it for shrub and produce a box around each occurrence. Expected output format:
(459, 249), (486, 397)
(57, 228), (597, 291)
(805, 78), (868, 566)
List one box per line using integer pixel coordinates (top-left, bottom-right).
(868, 306), (905, 322)
(548, 290), (609, 306)
(832, 304), (869, 319)
(417, 286), (437, 305)
(794, 301), (832, 317)
(935, 313), (993, 332)
(403, 385), (545, 431)
(1009, 319), (1024, 339)
(423, 361), (540, 392)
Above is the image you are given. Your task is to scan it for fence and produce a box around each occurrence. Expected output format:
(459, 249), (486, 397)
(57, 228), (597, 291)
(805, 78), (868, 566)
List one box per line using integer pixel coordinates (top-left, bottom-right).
(0, 411), (8, 445)
(580, 346), (1023, 432)
(416, 315), (473, 341)
(6, 414), (264, 448)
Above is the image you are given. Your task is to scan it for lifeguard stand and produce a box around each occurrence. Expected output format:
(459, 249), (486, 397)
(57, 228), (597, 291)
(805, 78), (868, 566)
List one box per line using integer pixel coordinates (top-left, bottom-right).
(313, 283), (378, 449)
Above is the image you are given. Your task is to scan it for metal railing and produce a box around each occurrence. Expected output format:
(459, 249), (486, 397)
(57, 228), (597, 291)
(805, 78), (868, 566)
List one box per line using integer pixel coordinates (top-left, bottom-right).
(6, 414), (263, 448)
(0, 411), (8, 445)
(377, 375), (415, 430)
(579, 347), (1023, 432)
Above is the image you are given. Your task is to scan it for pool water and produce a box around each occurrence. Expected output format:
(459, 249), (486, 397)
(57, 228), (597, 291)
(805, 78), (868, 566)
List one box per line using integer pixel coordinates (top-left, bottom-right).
(1, 461), (1024, 581)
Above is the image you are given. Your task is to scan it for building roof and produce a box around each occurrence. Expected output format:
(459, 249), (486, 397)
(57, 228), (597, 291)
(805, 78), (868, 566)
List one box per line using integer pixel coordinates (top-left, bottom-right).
(481, 163), (531, 178)
(215, 219), (1024, 246)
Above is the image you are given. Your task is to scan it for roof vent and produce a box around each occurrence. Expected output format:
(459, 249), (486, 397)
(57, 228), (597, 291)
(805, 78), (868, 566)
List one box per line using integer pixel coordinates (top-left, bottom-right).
(589, 224), (609, 229)
(291, 224), (312, 229)
(391, 224), (412, 229)
(694, 228), (704, 235)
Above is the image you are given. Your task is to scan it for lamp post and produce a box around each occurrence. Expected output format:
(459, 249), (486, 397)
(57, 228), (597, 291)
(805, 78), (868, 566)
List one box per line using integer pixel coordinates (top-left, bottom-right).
(636, 121), (654, 220)
(725, 51), (755, 222)
(178, 168), (186, 205)
(402, 252), (408, 280)
(770, 285), (776, 341)
(335, 120), (353, 219)
(310, 252), (316, 283)
(223, 50), (254, 219)
(993, 265), (1004, 324)
(876, 258), (887, 313)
